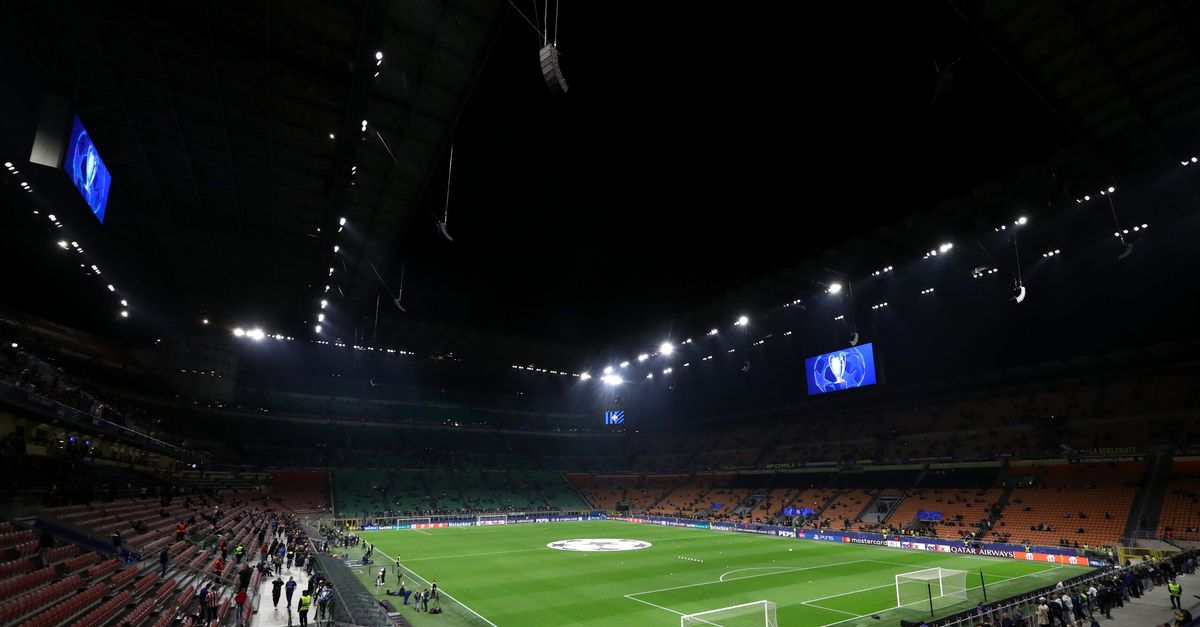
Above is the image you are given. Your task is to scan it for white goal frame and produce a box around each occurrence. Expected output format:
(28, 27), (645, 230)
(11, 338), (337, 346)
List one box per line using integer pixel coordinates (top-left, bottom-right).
(476, 514), (508, 526)
(681, 600), (777, 627)
(895, 567), (968, 611)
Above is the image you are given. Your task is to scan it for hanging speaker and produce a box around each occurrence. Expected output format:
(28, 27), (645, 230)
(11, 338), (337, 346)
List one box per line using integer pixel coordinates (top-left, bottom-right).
(539, 44), (568, 94)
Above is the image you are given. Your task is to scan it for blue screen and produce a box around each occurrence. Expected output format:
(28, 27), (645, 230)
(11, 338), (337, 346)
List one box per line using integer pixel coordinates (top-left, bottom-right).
(604, 410), (624, 425)
(64, 115), (112, 223)
(918, 510), (944, 521)
(804, 342), (878, 395)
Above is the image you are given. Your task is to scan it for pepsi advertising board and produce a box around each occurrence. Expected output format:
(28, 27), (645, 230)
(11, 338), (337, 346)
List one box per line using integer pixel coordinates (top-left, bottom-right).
(64, 115), (112, 224)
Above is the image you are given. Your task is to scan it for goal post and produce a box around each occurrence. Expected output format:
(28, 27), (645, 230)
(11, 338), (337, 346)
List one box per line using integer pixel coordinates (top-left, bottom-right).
(681, 600), (777, 627)
(895, 568), (968, 613)
(476, 514), (508, 526)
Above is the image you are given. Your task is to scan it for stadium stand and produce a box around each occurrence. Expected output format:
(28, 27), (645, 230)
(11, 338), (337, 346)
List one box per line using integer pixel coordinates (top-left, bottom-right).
(1157, 459), (1200, 541)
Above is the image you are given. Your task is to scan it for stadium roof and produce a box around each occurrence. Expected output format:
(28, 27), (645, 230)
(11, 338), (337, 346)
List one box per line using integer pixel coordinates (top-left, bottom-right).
(3, 0), (1200, 376)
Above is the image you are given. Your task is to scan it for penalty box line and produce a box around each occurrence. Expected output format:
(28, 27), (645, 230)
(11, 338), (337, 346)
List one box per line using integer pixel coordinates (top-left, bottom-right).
(813, 563), (1067, 627)
(625, 558), (1065, 621)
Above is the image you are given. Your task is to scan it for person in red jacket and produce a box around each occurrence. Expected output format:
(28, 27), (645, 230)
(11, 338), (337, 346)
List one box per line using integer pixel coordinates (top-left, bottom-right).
(235, 588), (248, 626)
(213, 556), (225, 578)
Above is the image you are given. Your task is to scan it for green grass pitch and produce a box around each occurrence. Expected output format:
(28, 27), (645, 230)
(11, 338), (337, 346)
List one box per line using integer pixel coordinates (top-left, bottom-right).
(350, 521), (1090, 626)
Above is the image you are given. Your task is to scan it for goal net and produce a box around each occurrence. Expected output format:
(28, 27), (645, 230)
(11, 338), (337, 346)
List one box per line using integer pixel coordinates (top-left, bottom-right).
(476, 514), (508, 526)
(681, 600), (777, 627)
(895, 568), (968, 612)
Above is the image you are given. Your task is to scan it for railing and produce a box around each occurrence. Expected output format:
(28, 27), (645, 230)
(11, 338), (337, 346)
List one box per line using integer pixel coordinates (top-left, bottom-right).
(0, 380), (203, 461)
(311, 550), (393, 627)
(934, 566), (1123, 627)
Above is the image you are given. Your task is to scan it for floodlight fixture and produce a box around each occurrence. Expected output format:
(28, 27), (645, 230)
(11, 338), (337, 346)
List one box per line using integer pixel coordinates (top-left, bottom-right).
(603, 366), (614, 375)
(637, 353), (649, 362)
(233, 328), (246, 337)
(827, 283), (843, 294)
(579, 372), (592, 381)
(659, 342), (674, 356)
(735, 315), (749, 326)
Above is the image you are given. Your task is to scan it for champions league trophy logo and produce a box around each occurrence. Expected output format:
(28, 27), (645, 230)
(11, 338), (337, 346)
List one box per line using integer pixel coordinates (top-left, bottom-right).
(71, 127), (110, 218)
(813, 348), (868, 392)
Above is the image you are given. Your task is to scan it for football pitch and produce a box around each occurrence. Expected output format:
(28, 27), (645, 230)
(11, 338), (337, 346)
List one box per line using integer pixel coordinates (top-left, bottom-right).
(351, 521), (1090, 626)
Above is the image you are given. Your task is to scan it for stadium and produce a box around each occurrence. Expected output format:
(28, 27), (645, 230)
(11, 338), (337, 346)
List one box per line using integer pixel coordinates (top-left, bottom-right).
(2, 1), (1200, 626)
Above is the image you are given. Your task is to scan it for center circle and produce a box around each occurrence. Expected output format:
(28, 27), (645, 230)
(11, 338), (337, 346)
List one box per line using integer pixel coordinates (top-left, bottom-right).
(546, 538), (653, 552)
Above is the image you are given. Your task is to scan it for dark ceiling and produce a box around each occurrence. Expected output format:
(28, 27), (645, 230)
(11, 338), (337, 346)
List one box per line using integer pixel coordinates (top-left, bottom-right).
(3, 0), (1200, 378)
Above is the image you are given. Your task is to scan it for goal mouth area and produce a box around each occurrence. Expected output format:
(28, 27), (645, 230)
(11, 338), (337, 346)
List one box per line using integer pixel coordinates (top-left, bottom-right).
(680, 599), (778, 627)
(895, 568), (969, 612)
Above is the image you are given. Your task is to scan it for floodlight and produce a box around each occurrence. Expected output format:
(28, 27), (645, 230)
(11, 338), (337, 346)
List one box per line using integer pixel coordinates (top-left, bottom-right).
(107, 284), (115, 292)
(233, 328), (245, 337)
(119, 311), (129, 318)
(333, 245), (339, 253)
(314, 325), (322, 334)
(1014, 285), (1027, 304)
(939, 242), (954, 253)
(736, 315), (749, 326)
(619, 361), (629, 368)
(120, 300), (127, 307)
(708, 328), (718, 336)
(202, 319), (209, 325)
(579, 372), (592, 381)
(375, 51), (383, 60)
(321, 300), (328, 309)
(1016, 216), (1027, 225)
(339, 217), (347, 226)
(646, 373), (653, 379)
(603, 366), (614, 375)
(57, 240), (68, 249)
(601, 374), (622, 385)
(827, 283), (842, 294)
(248, 329), (265, 341)
(663, 368), (672, 374)
(659, 342), (674, 356)
(637, 354), (649, 362)
(1108, 186), (1115, 193)
(318, 313), (325, 322)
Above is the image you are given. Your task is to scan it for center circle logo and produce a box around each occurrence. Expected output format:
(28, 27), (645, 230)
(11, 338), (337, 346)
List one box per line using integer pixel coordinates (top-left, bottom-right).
(547, 538), (652, 552)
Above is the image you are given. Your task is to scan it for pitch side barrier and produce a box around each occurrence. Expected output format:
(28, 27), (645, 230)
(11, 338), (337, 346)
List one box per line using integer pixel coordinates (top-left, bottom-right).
(612, 515), (1110, 568)
(358, 511), (606, 530)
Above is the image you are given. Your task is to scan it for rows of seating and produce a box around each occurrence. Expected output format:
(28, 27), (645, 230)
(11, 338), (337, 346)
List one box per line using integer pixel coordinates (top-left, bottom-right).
(335, 469), (588, 517)
(268, 470), (332, 513)
(1157, 460), (1200, 540)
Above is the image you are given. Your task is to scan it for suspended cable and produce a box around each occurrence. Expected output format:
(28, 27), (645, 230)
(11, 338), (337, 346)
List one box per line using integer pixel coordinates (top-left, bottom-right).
(554, 0), (561, 46)
(443, 143), (454, 227)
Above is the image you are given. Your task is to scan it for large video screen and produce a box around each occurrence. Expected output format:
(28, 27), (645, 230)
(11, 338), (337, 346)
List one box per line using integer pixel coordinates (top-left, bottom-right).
(604, 410), (624, 425)
(804, 342), (878, 395)
(64, 115), (112, 224)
